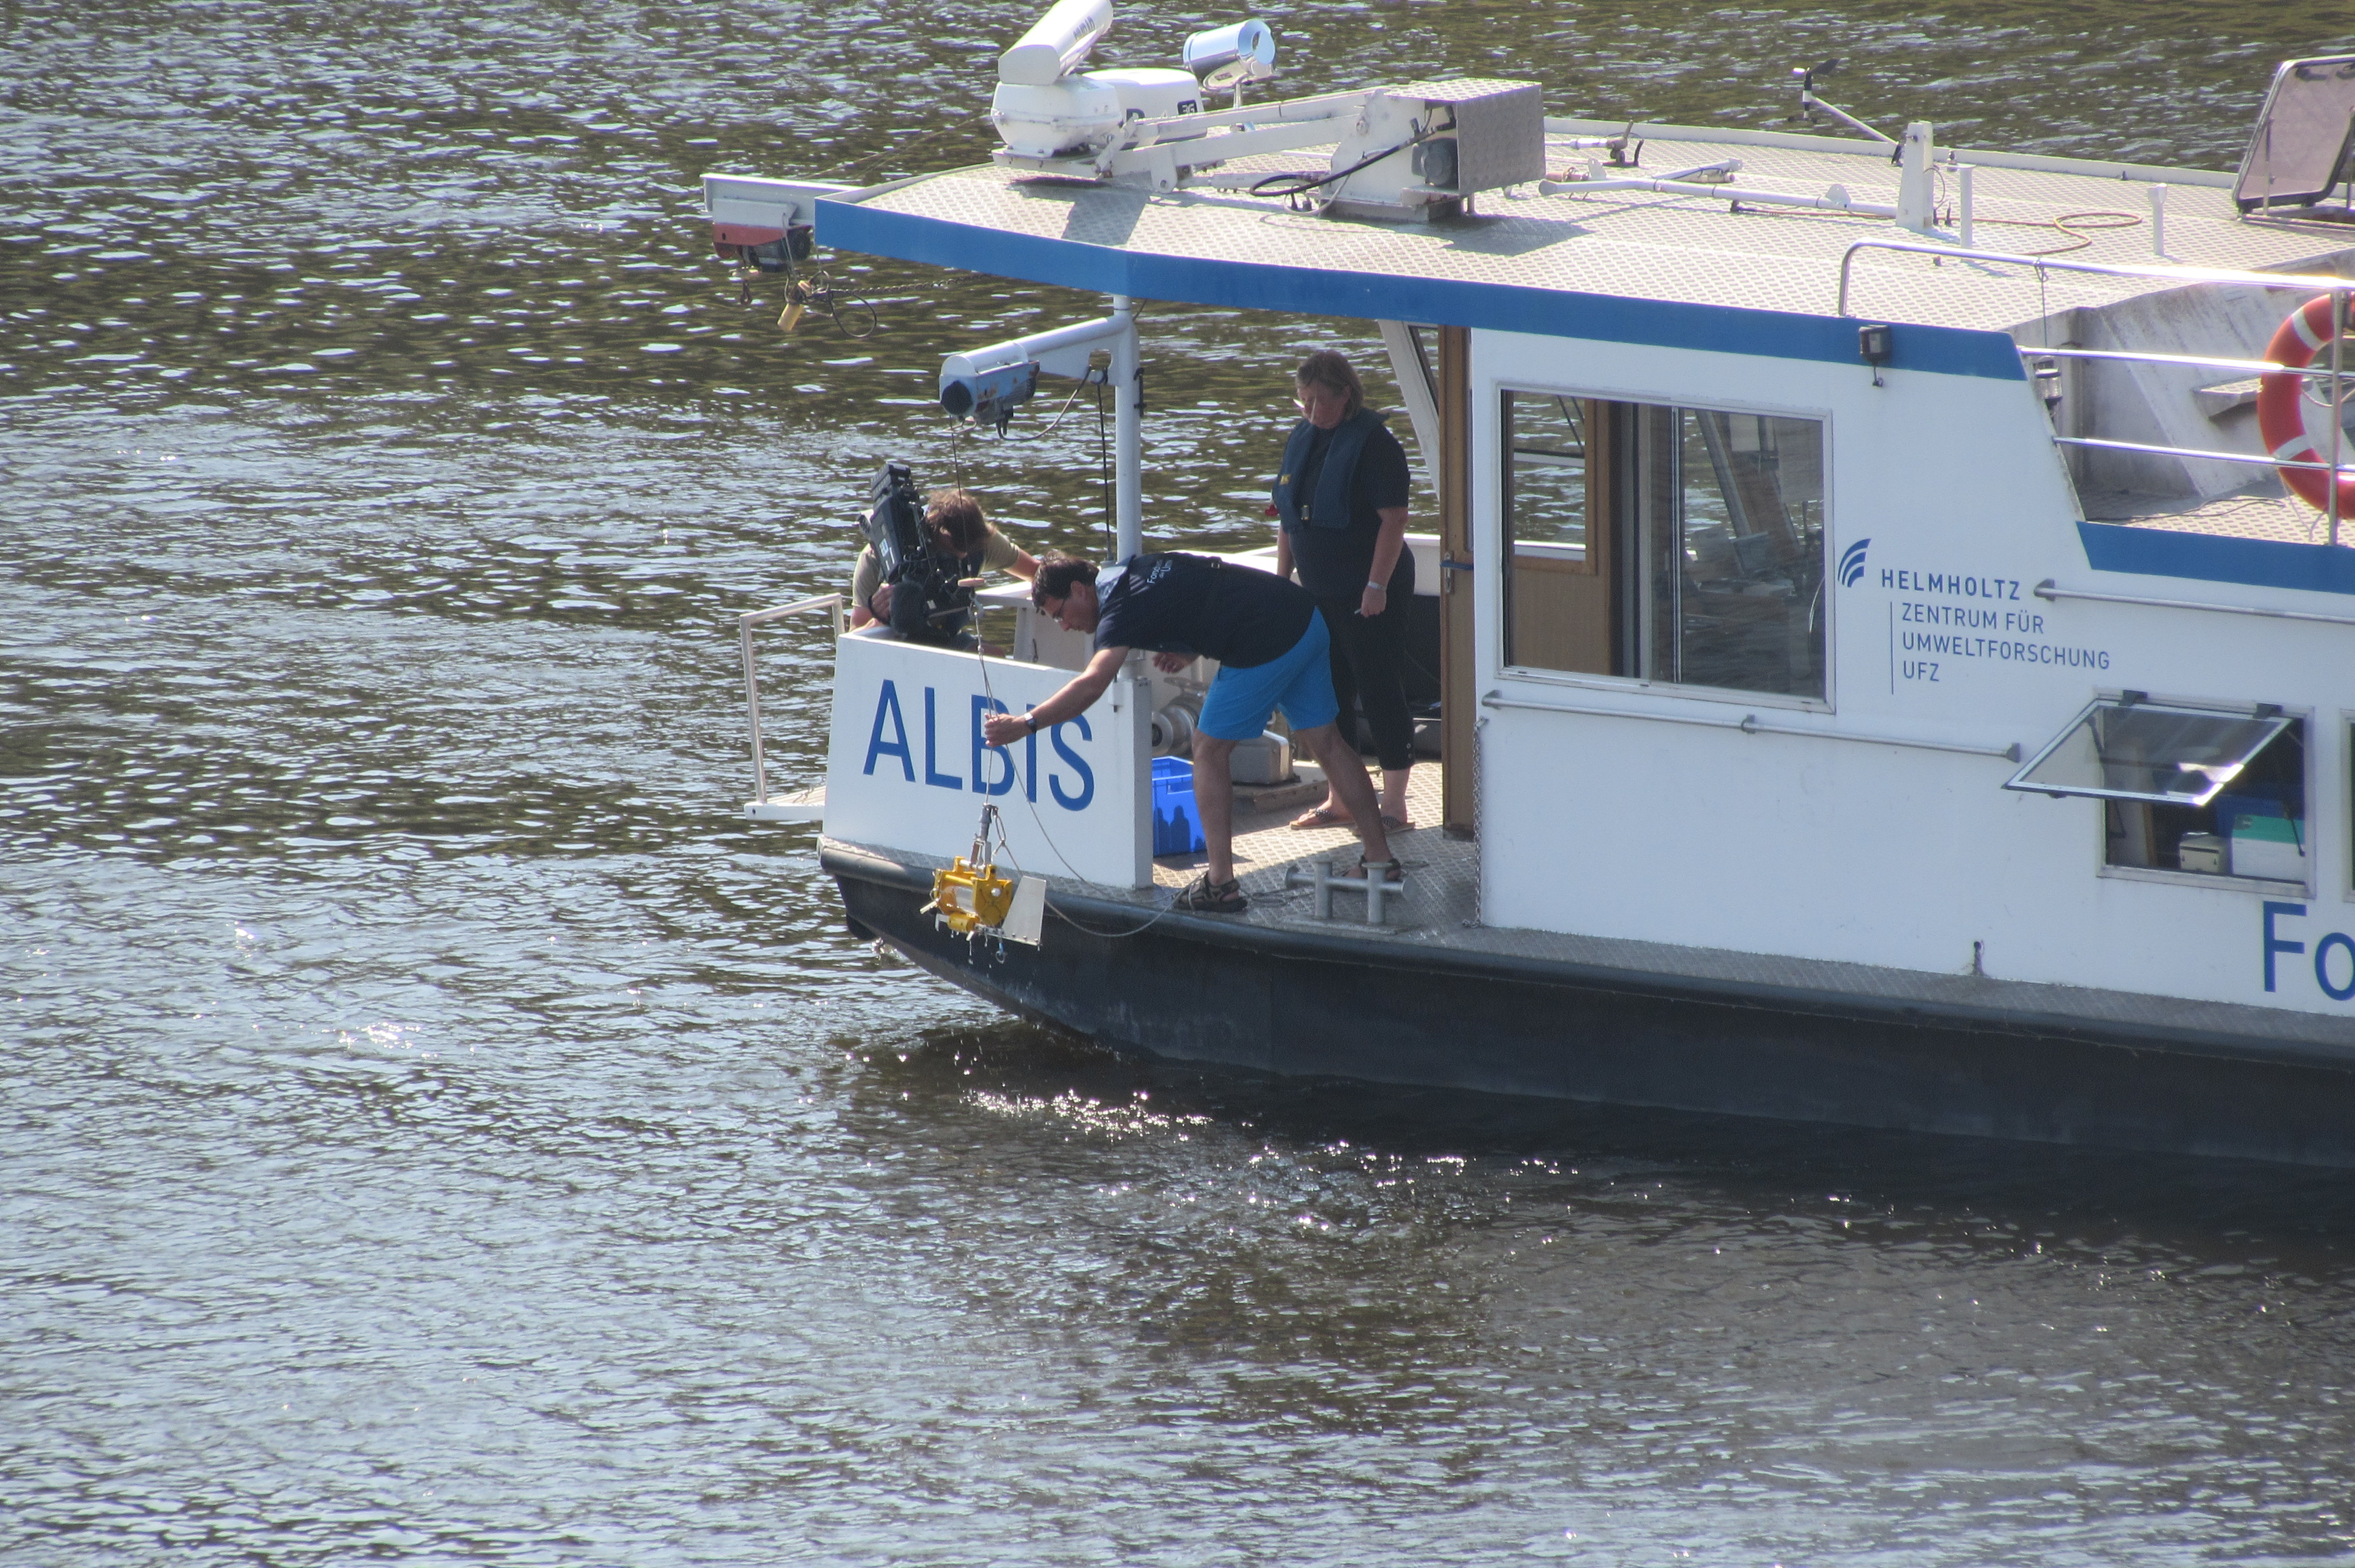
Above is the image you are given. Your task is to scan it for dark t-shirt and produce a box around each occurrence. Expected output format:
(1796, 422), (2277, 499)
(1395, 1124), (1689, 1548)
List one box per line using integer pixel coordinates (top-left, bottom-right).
(1286, 420), (1412, 599)
(1093, 553), (1316, 669)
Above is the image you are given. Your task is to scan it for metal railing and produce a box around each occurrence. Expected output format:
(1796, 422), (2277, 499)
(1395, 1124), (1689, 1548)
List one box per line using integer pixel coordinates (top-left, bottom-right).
(738, 593), (844, 812)
(1833, 240), (2354, 318)
(1480, 689), (2021, 761)
(2046, 431), (2349, 475)
(2036, 579), (2355, 629)
(1835, 241), (2353, 546)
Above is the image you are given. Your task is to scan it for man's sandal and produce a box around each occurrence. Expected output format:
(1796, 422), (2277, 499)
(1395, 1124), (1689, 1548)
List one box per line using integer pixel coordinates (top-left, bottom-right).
(1339, 855), (1403, 883)
(1176, 874), (1249, 913)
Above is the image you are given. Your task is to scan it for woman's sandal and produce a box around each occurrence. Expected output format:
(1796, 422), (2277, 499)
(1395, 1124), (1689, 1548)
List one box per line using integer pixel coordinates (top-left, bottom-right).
(1176, 873), (1249, 913)
(1287, 805), (1348, 830)
(1379, 814), (1415, 833)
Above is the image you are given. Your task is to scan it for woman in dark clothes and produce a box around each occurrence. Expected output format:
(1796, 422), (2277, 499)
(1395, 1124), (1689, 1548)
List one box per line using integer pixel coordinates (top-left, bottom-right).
(1271, 349), (1417, 830)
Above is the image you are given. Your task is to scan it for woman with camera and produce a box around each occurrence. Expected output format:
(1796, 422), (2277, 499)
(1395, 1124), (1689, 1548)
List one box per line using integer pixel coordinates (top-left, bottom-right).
(848, 487), (1039, 643)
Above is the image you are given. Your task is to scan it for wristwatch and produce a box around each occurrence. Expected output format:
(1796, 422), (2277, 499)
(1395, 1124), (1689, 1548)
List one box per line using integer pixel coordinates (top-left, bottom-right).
(1023, 714), (1039, 736)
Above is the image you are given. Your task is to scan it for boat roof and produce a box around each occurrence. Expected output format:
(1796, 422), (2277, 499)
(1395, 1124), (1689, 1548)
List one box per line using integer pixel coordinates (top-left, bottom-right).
(817, 109), (2355, 381)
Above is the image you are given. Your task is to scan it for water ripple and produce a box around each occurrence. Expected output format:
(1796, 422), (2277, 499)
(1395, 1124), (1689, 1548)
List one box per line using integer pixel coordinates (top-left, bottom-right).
(8, 1), (2355, 1563)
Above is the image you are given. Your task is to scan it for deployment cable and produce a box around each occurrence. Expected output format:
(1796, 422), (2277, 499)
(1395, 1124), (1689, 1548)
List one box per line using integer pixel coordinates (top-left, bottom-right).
(967, 643), (1189, 940)
(1248, 125), (1432, 202)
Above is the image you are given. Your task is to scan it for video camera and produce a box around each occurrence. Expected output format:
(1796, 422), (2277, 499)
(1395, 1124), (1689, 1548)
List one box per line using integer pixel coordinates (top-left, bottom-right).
(861, 460), (975, 645)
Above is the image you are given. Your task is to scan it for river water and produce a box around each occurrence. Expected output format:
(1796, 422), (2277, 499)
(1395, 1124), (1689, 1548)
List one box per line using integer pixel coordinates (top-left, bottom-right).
(9, 2), (2355, 1563)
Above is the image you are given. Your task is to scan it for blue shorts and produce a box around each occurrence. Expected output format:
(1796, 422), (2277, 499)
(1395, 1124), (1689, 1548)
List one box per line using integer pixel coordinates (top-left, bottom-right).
(1198, 610), (1339, 739)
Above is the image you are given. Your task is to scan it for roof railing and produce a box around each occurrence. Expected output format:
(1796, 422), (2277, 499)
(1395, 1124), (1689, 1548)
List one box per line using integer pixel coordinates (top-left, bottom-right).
(1837, 242), (2351, 547)
(2045, 431), (2349, 477)
(2024, 344), (2347, 378)
(1833, 239), (2355, 318)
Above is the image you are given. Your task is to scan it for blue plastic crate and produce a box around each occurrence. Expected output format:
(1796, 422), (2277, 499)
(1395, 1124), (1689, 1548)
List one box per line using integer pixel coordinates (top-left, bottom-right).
(1151, 756), (1206, 856)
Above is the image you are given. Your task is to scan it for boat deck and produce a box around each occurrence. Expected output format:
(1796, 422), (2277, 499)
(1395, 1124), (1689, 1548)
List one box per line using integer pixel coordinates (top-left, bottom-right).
(2085, 481), (2355, 546)
(1149, 763), (1454, 902)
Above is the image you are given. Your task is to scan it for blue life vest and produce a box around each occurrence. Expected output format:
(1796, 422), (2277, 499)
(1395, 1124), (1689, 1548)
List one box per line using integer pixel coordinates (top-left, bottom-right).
(1272, 408), (1389, 533)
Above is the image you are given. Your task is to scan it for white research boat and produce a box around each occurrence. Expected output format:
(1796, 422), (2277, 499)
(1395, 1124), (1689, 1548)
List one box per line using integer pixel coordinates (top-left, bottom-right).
(711, 8), (2355, 1165)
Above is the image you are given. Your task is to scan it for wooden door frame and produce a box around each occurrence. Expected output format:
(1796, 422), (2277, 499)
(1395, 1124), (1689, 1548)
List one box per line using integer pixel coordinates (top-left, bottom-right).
(1438, 325), (1475, 837)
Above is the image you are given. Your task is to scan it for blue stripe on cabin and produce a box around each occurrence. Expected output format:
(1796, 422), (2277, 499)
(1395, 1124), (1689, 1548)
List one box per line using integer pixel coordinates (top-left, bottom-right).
(2078, 521), (2355, 597)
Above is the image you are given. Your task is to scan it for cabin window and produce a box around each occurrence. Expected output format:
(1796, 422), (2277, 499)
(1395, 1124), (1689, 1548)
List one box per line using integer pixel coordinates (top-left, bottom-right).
(1500, 393), (1599, 671)
(1501, 391), (1826, 699)
(2006, 697), (2310, 885)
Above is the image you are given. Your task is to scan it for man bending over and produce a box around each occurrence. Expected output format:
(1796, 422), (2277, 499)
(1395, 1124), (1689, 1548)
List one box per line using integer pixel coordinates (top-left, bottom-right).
(980, 551), (1395, 913)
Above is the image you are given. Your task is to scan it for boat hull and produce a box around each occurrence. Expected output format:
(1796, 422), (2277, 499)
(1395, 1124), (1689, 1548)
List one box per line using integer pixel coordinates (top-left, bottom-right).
(829, 850), (2355, 1169)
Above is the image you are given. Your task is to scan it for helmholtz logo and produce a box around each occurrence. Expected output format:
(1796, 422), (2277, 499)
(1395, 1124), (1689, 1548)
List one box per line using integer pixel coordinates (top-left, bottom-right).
(1838, 537), (1870, 588)
(1859, 547), (2111, 684)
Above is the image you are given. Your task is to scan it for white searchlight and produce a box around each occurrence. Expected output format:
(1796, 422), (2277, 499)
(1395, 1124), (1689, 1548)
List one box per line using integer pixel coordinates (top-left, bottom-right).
(938, 310), (1133, 428)
(938, 360), (1040, 430)
(997, 0), (1112, 87)
(1182, 19), (1276, 94)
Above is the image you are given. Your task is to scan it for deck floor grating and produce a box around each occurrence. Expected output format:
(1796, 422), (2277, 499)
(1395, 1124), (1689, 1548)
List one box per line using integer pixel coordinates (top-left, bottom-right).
(1146, 763), (1474, 934)
(2084, 482), (2355, 546)
(854, 129), (2355, 338)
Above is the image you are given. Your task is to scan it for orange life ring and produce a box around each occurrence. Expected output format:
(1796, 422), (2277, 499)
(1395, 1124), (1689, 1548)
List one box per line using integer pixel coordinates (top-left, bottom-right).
(2256, 293), (2355, 514)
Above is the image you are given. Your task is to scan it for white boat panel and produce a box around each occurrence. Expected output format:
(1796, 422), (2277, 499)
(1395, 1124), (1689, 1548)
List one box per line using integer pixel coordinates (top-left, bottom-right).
(824, 633), (1154, 889)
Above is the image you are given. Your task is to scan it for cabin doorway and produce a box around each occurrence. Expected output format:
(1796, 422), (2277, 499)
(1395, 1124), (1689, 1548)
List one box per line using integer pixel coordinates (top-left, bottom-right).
(1377, 322), (1478, 837)
(1438, 326), (1475, 835)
